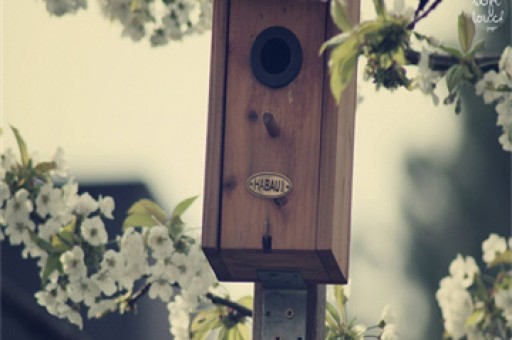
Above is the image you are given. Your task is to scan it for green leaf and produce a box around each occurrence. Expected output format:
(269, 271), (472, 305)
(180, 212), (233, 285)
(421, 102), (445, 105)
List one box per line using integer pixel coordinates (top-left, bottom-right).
(235, 323), (249, 340)
(328, 34), (359, 102)
(458, 12), (475, 53)
(123, 199), (168, 230)
(29, 232), (54, 253)
(325, 301), (341, 329)
(34, 161), (57, 174)
(331, 0), (352, 32)
(325, 302), (342, 324)
(468, 40), (485, 57)
(218, 327), (228, 339)
(373, 0), (387, 18)
(392, 47), (406, 66)
(191, 309), (222, 338)
(334, 285), (345, 312)
(51, 218), (76, 253)
(445, 65), (465, 94)
(320, 33), (350, 56)
(489, 249), (512, 267)
(128, 199), (167, 223)
(171, 196), (198, 220)
(123, 213), (161, 230)
(11, 126), (29, 167)
(41, 253), (62, 286)
(227, 326), (245, 340)
(236, 296), (253, 310)
(466, 309), (484, 326)
(438, 45), (464, 60)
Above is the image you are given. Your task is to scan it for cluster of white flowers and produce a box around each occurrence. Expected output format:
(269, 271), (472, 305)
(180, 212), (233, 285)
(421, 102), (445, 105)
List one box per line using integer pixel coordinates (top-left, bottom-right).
(475, 46), (512, 151)
(0, 141), (217, 339)
(43, 0), (87, 16)
(98, 0), (212, 46)
(379, 305), (399, 340)
(326, 283), (399, 340)
(436, 233), (512, 339)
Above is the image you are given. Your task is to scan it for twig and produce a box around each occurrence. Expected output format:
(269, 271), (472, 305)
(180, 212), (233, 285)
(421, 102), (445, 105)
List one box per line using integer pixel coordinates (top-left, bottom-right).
(125, 281), (253, 318)
(405, 49), (500, 72)
(408, 0), (444, 29)
(205, 292), (253, 318)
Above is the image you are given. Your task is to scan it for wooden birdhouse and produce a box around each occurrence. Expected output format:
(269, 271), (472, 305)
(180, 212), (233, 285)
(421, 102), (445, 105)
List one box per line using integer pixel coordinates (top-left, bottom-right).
(202, 0), (359, 284)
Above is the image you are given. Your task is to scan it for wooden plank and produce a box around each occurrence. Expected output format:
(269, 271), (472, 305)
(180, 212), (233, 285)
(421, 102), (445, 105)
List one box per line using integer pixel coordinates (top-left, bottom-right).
(202, 0), (230, 253)
(221, 0), (327, 251)
(219, 250), (330, 282)
(316, 0), (360, 282)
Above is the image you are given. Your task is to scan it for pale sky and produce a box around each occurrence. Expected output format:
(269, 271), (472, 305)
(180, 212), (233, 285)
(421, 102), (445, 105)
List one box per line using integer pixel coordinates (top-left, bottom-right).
(1, 0), (481, 338)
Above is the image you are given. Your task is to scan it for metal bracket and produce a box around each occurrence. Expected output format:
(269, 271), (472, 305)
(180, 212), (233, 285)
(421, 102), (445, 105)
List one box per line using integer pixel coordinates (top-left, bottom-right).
(257, 271), (307, 340)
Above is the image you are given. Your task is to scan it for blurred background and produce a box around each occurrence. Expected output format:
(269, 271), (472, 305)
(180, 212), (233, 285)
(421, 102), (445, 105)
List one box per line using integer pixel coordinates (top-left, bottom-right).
(1, 0), (511, 339)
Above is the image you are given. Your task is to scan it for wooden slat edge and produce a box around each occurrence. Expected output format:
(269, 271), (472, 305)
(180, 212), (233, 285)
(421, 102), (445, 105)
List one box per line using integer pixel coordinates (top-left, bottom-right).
(202, 0), (230, 252)
(316, 0), (360, 282)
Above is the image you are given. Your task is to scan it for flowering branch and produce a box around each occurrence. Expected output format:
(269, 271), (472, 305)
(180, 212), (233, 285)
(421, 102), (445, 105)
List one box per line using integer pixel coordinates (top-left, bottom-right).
(322, 0), (512, 151)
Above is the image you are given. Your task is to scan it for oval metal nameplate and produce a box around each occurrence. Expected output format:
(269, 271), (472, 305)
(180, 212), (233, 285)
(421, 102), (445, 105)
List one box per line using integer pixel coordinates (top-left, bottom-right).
(246, 172), (293, 199)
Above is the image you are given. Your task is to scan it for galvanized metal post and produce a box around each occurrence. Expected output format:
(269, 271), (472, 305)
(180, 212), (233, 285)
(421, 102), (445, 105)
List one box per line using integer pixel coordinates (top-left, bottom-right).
(252, 271), (325, 340)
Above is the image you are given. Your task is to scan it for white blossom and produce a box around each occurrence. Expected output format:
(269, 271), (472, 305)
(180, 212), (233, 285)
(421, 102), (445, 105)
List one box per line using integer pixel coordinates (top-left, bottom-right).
(168, 296), (191, 340)
(99, 195), (115, 219)
(52, 147), (68, 177)
(0, 182), (11, 203)
(381, 324), (398, 340)
(148, 274), (174, 302)
(100, 249), (123, 279)
(417, 48), (440, 105)
(57, 304), (83, 329)
(380, 305), (397, 326)
(81, 216), (108, 246)
(60, 246), (87, 281)
(494, 286), (512, 326)
(91, 270), (117, 296)
(4, 189), (33, 225)
(482, 233), (507, 264)
(118, 229), (148, 290)
(87, 299), (117, 319)
(475, 70), (510, 104)
(35, 275), (68, 316)
(2, 148), (18, 171)
(36, 183), (64, 218)
(75, 192), (98, 216)
(448, 254), (479, 288)
(147, 225), (173, 259)
(436, 276), (475, 339)
(5, 214), (35, 245)
(38, 218), (62, 241)
(66, 276), (101, 306)
(499, 46), (512, 78)
(352, 324), (366, 339)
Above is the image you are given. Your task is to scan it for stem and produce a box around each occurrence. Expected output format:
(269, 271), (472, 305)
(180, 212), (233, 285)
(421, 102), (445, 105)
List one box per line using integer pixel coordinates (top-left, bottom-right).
(408, 0), (444, 29)
(127, 282), (151, 308)
(405, 49), (500, 73)
(205, 292), (253, 318)
(125, 281), (253, 318)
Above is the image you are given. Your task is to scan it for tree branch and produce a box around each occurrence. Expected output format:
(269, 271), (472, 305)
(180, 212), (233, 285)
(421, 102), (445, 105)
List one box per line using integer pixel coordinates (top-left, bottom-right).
(405, 49), (500, 72)
(205, 292), (253, 318)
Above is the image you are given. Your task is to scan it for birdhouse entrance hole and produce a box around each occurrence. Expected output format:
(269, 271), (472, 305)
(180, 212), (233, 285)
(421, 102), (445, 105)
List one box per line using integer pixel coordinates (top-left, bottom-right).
(251, 26), (302, 88)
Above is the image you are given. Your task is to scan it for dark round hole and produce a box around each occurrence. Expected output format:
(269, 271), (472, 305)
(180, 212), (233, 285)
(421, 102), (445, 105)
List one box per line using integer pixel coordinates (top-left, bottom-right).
(251, 26), (302, 88)
(260, 37), (291, 75)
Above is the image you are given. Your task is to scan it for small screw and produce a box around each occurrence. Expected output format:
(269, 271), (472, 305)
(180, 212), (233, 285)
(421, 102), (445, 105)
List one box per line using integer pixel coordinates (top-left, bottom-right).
(285, 308), (294, 319)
